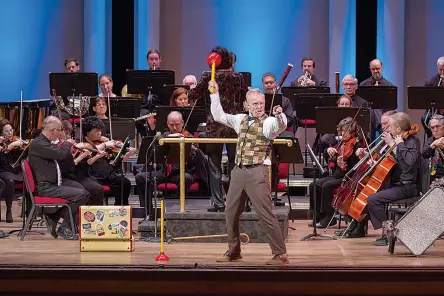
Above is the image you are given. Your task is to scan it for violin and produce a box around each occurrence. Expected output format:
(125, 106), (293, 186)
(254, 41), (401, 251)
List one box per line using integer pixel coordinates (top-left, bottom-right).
(72, 142), (100, 158)
(336, 137), (358, 172)
(3, 135), (30, 153)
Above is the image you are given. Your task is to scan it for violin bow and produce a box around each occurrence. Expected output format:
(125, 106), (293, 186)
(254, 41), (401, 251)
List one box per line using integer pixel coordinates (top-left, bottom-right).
(106, 87), (113, 140)
(268, 63), (293, 116)
(51, 89), (67, 138)
(181, 98), (198, 136)
(19, 89), (23, 141)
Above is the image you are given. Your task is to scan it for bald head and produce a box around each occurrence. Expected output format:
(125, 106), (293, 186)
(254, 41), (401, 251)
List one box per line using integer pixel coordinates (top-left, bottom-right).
(167, 111), (184, 134)
(369, 59), (383, 80)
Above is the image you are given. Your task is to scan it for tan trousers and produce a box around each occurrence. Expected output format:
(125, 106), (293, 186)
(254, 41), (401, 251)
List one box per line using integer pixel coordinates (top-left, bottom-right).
(225, 165), (287, 255)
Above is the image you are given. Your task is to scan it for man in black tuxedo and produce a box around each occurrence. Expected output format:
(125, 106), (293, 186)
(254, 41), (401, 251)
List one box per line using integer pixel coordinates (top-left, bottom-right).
(290, 57), (327, 87)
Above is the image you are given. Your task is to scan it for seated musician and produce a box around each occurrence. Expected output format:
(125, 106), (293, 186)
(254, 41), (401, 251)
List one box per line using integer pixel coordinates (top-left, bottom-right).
(422, 114), (444, 187)
(309, 117), (362, 228)
(135, 111), (205, 217)
(183, 75), (197, 89)
(0, 119), (25, 223)
(92, 97), (108, 120)
(170, 87), (191, 107)
(290, 57), (327, 87)
(28, 116), (90, 240)
(348, 112), (420, 245)
(59, 120), (104, 205)
(81, 116), (135, 205)
(98, 74), (117, 98)
(317, 95), (353, 157)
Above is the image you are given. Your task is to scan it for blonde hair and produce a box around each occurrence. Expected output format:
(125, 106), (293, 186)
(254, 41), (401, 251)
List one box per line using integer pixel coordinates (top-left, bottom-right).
(390, 112), (411, 132)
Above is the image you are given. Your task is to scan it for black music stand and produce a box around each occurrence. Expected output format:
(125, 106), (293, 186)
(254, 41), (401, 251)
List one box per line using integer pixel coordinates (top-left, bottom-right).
(49, 72), (98, 138)
(356, 86), (398, 110)
(155, 106), (206, 134)
(272, 138), (303, 216)
(126, 70), (175, 108)
(281, 86), (330, 100)
(160, 85), (190, 106)
(315, 107), (371, 135)
(301, 143), (336, 241)
(101, 118), (136, 140)
(408, 86), (444, 143)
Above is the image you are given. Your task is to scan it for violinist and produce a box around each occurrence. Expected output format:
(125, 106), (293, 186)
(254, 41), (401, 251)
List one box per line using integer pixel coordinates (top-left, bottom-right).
(309, 117), (362, 228)
(59, 120), (105, 206)
(351, 112), (420, 245)
(0, 119), (24, 223)
(135, 111), (202, 217)
(81, 116), (135, 206)
(92, 97), (108, 120)
(422, 114), (444, 186)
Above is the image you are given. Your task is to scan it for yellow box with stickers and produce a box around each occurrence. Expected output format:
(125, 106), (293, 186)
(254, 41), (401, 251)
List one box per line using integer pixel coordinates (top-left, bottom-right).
(79, 206), (134, 252)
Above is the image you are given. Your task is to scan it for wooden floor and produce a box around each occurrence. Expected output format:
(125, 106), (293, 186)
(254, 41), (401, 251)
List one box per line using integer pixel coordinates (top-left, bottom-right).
(1, 201), (444, 268)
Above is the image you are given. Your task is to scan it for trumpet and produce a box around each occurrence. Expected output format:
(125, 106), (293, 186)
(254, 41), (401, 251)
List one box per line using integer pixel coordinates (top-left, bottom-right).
(301, 71), (311, 86)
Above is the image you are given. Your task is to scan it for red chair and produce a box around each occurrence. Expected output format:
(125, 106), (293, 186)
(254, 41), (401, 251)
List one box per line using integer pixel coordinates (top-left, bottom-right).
(103, 185), (112, 205)
(20, 160), (75, 240)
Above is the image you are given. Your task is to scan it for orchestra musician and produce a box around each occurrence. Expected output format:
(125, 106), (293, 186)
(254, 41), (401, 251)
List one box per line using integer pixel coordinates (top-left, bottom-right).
(183, 75), (197, 89)
(0, 119), (25, 223)
(98, 74), (117, 98)
(92, 97), (108, 120)
(348, 112), (420, 245)
(209, 80), (289, 265)
(188, 46), (248, 212)
(290, 57), (327, 87)
(28, 116), (90, 240)
(134, 111), (208, 217)
(309, 117), (362, 228)
(422, 114), (444, 187)
(81, 116), (135, 206)
(341, 75), (368, 107)
(360, 59), (394, 86)
(170, 87), (191, 107)
(59, 120), (105, 206)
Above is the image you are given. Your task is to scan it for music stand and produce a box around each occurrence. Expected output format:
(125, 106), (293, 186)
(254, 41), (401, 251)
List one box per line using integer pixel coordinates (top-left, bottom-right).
(91, 96), (141, 118)
(49, 73), (98, 97)
(159, 85), (190, 106)
(101, 118), (136, 140)
(272, 138), (303, 212)
(265, 94), (283, 113)
(301, 144), (336, 241)
(356, 86), (398, 110)
(315, 107), (371, 136)
(126, 70), (175, 109)
(281, 86), (331, 100)
(156, 106), (206, 134)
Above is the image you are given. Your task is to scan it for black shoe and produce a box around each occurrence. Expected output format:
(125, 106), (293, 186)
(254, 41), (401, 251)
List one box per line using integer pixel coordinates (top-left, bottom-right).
(0, 230), (9, 238)
(56, 228), (77, 240)
(345, 226), (366, 238)
(374, 235), (388, 246)
(43, 215), (58, 239)
(207, 207), (225, 212)
(6, 212), (13, 223)
(244, 203), (251, 212)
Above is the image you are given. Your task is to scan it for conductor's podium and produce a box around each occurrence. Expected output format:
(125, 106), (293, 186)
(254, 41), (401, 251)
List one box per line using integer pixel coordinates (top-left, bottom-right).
(79, 206), (134, 252)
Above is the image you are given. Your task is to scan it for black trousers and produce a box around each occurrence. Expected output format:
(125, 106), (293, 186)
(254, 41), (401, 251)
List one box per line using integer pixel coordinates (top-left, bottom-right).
(36, 179), (90, 229)
(98, 174), (131, 206)
(309, 175), (342, 215)
(367, 184), (417, 230)
(78, 177), (104, 206)
(135, 170), (195, 216)
(0, 171), (23, 213)
(206, 143), (236, 208)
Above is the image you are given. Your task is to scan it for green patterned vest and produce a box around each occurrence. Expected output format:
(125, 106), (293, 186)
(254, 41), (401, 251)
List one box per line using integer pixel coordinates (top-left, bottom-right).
(235, 114), (271, 166)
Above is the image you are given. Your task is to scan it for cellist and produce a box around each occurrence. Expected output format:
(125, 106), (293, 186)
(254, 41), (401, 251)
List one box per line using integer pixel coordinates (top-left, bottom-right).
(349, 112), (420, 245)
(309, 117), (362, 228)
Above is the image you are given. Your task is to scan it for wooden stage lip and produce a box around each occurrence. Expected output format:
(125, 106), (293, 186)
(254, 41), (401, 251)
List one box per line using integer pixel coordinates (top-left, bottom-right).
(2, 264), (444, 295)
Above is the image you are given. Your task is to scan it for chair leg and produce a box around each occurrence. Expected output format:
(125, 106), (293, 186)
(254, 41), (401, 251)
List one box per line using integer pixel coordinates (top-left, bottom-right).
(20, 206), (36, 241)
(338, 214), (342, 229)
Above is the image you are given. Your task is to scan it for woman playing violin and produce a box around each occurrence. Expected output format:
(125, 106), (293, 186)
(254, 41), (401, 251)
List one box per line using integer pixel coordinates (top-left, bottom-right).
(81, 116), (135, 206)
(0, 119), (25, 223)
(349, 112), (420, 245)
(309, 117), (362, 229)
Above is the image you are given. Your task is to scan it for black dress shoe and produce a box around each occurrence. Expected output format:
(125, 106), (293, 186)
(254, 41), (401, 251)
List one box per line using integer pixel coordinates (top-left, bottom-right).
(345, 227), (366, 238)
(43, 215), (58, 239)
(56, 228), (77, 240)
(207, 207), (225, 213)
(6, 212), (13, 223)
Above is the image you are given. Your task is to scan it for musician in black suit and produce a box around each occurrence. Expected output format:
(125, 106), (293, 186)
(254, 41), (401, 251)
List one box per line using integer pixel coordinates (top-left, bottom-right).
(290, 57), (327, 87)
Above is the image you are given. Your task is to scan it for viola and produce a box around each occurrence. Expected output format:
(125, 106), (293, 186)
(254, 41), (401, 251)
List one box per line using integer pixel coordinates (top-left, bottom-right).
(347, 124), (420, 222)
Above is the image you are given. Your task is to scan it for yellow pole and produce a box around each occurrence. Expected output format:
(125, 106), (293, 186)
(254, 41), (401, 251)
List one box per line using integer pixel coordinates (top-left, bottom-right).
(179, 140), (185, 212)
(155, 199), (169, 262)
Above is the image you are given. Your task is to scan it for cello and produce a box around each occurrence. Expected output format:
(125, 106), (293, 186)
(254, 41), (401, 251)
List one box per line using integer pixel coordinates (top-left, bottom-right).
(347, 124), (420, 222)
